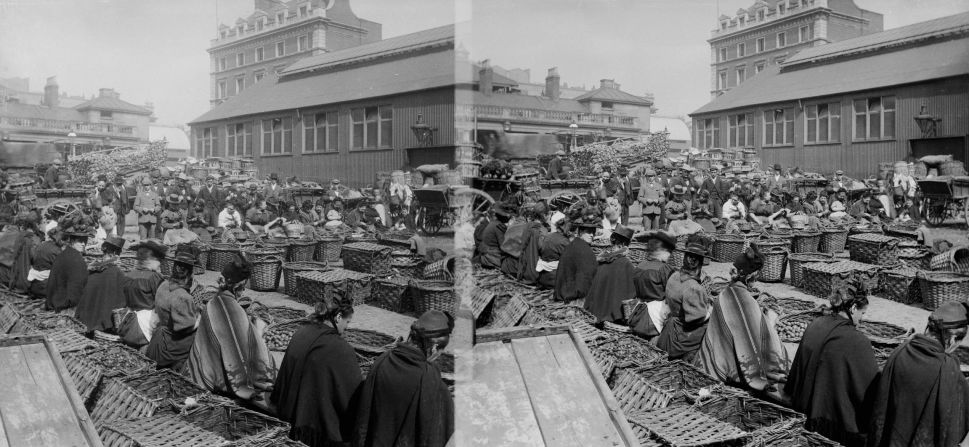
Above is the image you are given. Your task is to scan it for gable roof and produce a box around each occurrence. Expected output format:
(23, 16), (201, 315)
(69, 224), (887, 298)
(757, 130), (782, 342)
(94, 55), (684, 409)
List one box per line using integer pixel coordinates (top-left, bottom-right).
(692, 37), (969, 116)
(471, 91), (588, 114)
(190, 47), (455, 124)
(784, 11), (969, 66)
(76, 96), (153, 115)
(574, 86), (653, 106)
(281, 24), (453, 76)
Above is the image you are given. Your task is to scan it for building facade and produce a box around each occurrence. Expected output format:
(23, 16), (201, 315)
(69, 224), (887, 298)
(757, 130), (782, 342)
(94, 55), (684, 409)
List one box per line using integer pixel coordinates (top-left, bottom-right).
(0, 76), (152, 153)
(709, 0), (882, 98)
(691, 12), (969, 178)
(208, 0), (381, 107)
(191, 25), (455, 188)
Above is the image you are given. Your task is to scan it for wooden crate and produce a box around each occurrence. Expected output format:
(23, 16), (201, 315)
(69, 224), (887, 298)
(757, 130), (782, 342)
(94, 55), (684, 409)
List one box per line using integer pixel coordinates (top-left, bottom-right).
(0, 334), (104, 446)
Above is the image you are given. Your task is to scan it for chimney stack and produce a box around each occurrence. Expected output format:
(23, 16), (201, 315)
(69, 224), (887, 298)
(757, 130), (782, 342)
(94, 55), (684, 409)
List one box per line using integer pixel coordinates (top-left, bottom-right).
(545, 67), (560, 100)
(44, 76), (59, 108)
(600, 79), (618, 89)
(479, 59), (493, 96)
(99, 88), (119, 99)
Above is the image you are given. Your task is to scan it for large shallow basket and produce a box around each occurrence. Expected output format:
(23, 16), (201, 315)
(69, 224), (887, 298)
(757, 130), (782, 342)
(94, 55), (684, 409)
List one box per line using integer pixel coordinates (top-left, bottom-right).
(787, 252), (837, 288)
(857, 320), (910, 345)
(790, 231), (821, 253)
(847, 233), (900, 266)
(625, 406), (747, 447)
(344, 328), (398, 355)
(249, 257), (283, 292)
(801, 260), (880, 299)
(294, 269), (374, 306)
(712, 234), (748, 263)
(21, 312), (86, 333)
(897, 242), (932, 270)
(91, 369), (209, 423)
(776, 310), (824, 343)
(314, 236), (343, 263)
(588, 334), (667, 369)
(751, 241), (789, 283)
(930, 246), (969, 274)
(819, 227), (849, 254)
(180, 402), (289, 442)
(341, 242), (393, 276)
(233, 428), (309, 447)
(281, 261), (329, 297)
(917, 271), (969, 310)
(370, 276), (411, 313)
(286, 239), (317, 262)
(246, 303), (308, 326)
(98, 414), (230, 447)
(391, 253), (425, 279)
(756, 295), (818, 317)
(526, 303), (597, 325)
(207, 243), (241, 272)
(879, 268), (922, 305)
(696, 391), (804, 436)
(264, 319), (308, 352)
(611, 361), (719, 413)
(745, 422), (841, 447)
(33, 326), (97, 353)
(409, 280), (455, 314)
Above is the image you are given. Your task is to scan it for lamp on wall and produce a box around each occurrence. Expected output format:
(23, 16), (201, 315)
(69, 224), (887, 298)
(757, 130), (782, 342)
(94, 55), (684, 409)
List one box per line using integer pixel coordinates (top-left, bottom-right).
(569, 120), (579, 153)
(67, 131), (77, 158)
(913, 103), (942, 138)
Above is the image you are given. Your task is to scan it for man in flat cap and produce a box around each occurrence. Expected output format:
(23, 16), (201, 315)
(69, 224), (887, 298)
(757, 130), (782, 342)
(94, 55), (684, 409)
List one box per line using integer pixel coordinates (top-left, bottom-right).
(547, 149), (566, 180)
(355, 310), (454, 447)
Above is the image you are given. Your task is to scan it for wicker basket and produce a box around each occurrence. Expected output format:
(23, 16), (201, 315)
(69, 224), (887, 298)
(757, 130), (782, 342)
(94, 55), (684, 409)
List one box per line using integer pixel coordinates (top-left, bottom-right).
(756, 295), (819, 317)
(233, 427), (309, 447)
(281, 261), (329, 298)
(264, 319), (308, 351)
(669, 245), (686, 270)
(294, 269), (374, 306)
(32, 326), (97, 353)
(857, 320), (910, 345)
(98, 414), (231, 447)
(930, 247), (969, 274)
(776, 310), (824, 343)
(64, 342), (156, 379)
(180, 402), (289, 442)
(847, 233), (900, 266)
(879, 268), (922, 305)
(751, 241), (789, 283)
(244, 247), (285, 262)
(696, 391), (804, 436)
(341, 242), (393, 276)
(118, 253), (138, 271)
(62, 350), (104, 406)
(344, 328), (397, 355)
(246, 303), (308, 326)
(611, 362), (719, 413)
(917, 271), (969, 310)
(745, 422), (841, 447)
(789, 231), (821, 254)
(314, 236), (343, 263)
(249, 257), (283, 292)
(819, 227), (849, 253)
(423, 257), (454, 281)
(787, 253), (837, 288)
(391, 254), (425, 279)
(207, 243), (241, 272)
(345, 233), (378, 244)
(588, 334), (667, 369)
(286, 239), (317, 262)
(21, 312), (86, 333)
(898, 249), (932, 271)
(801, 260), (880, 299)
(0, 304), (21, 334)
(91, 369), (209, 423)
(409, 280), (455, 314)
(370, 276), (411, 313)
(625, 406), (748, 447)
(527, 303), (597, 325)
(712, 234), (748, 263)
(627, 244), (648, 265)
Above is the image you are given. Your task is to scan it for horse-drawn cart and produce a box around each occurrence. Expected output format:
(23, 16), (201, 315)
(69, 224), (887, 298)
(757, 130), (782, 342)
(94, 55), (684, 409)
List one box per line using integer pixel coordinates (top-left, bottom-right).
(412, 186), (493, 236)
(918, 176), (969, 227)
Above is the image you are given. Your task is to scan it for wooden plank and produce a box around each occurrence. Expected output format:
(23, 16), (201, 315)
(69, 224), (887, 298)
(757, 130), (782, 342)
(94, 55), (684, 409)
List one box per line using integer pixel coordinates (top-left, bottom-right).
(44, 338), (102, 447)
(459, 341), (544, 447)
(475, 324), (570, 345)
(513, 334), (628, 447)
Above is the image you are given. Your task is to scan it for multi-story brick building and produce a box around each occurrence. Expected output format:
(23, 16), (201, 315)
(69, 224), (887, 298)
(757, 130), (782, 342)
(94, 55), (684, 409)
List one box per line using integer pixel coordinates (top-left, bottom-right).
(208, 0), (381, 107)
(709, 0), (882, 98)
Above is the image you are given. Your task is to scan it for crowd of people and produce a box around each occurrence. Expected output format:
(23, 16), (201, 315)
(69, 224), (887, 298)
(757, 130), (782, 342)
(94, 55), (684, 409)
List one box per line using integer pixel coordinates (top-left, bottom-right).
(474, 158), (968, 447)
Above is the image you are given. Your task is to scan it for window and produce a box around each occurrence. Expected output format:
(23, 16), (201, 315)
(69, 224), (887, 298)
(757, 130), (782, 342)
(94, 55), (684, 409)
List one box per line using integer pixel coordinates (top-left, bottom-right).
(739, 16), (746, 26)
(719, 47), (727, 62)
(217, 80), (227, 99)
(757, 9), (765, 20)
(299, 5), (307, 17)
(774, 55), (787, 64)
(196, 127), (218, 158)
(219, 57), (226, 71)
(777, 32), (787, 47)
(235, 77), (245, 94)
(254, 71), (265, 82)
(718, 71), (728, 90)
(100, 110), (113, 120)
(756, 37), (765, 52)
(226, 122), (253, 156)
(805, 102), (841, 144)
(736, 67), (746, 84)
(262, 117), (293, 154)
(721, 21), (728, 30)
(297, 34), (309, 52)
(220, 30), (227, 38)
(763, 108), (794, 146)
(778, 4), (786, 14)
(351, 105), (393, 150)
(755, 62), (765, 73)
(275, 41), (285, 57)
(728, 113), (754, 147)
(853, 96), (895, 140)
(257, 18), (264, 31)
(737, 42), (746, 57)
(255, 47), (264, 62)
(237, 24), (244, 35)
(601, 101), (614, 110)
(276, 12), (284, 24)
(695, 118), (720, 149)
(303, 111), (338, 152)
(799, 25), (813, 42)
(236, 53), (244, 67)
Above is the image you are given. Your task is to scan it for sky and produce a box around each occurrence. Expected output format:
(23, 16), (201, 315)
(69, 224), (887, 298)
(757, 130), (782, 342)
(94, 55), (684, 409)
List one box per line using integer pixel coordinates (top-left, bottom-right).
(1, 0), (967, 126)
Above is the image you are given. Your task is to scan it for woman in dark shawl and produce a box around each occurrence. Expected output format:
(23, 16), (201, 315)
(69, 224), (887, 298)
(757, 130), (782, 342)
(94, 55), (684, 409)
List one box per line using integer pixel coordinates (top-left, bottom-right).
(75, 236), (127, 332)
(628, 231), (677, 339)
(867, 302), (969, 447)
(536, 213), (570, 289)
(187, 254), (276, 408)
(271, 286), (362, 447)
(46, 223), (91, 312)
(656, 235), (711, 363)
(145, 245), (201, 371)
(553, 207), (600, 303)
(27, 228), (62, 300)
(501, 204), (547, 284)
(784, 281), (878, 447)
(476, 204), (512, 269)
(698, 246), (789, 394)
(584, 225), (637, 324)
(355, 310), (454, 447)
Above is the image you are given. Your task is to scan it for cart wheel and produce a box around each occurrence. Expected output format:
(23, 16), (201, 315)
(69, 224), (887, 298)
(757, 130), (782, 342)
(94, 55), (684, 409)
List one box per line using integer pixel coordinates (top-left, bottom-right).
(926, 199), (948, 227)
(453, 188), (495, 216)
(416, 207), (443, 236)
(40, 199), (81, 218)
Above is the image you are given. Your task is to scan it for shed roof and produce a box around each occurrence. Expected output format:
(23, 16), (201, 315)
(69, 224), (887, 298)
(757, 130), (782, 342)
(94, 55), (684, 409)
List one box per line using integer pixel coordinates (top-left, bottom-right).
(0, 102), (85, 121)
(76, 96), (153, 115)
(471, 91), (587, 113)
(691, 37), (969, 115)
(574, 86), (652, 106)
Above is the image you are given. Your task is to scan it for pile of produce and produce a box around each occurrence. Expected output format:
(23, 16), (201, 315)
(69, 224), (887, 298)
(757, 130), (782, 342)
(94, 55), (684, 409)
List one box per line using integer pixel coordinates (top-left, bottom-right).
(67, 140), (168, 182)
(538, 132), (671, 177)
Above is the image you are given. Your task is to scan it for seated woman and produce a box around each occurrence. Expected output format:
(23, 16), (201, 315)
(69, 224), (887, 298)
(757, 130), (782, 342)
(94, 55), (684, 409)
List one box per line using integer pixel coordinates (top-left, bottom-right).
(628, 231), (677, 339)
(784, 281), (878, 447)
(698, 246), (789, 394)
(536, 214), (570, 289)
(828, 188), (850, 221)
(554, 208), (599, 304)
(46, 223), (92, 312)
(656, 235), (712, 363)
(500, 204), (547, 284)
(75, 236), (127, 333)
(271, 286), (362, 447)
(690, 191), (717, 233)
(187, 254), (275, 407)
(145, 245), (201, 371)
(27, 228), (62, 300)
(187, 199), (213, 243)
(584, 225), (636, 324)
(118, 240), (167, 348)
